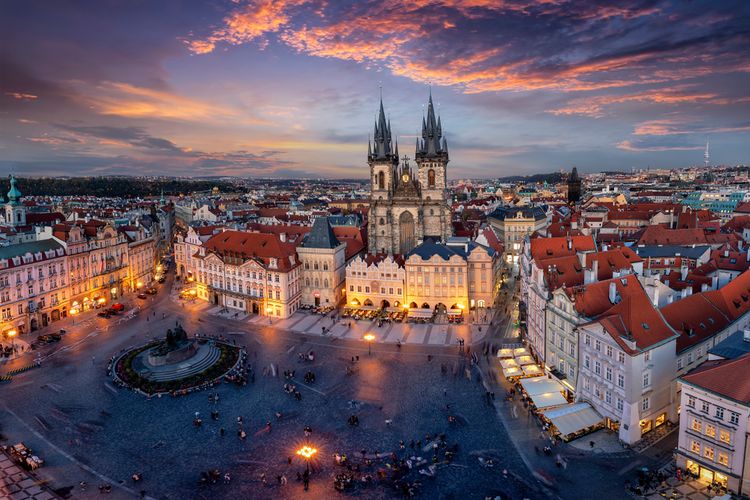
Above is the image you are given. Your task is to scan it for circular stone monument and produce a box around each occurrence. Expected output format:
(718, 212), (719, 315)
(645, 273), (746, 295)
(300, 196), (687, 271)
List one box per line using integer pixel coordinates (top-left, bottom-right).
(112, 324), (243, 395)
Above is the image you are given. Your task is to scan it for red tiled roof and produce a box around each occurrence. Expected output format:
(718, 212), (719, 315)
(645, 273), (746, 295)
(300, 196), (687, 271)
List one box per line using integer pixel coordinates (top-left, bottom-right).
(660, 293), (731, 353)
(681, 354), (750, 404)
(332, 226), (366, 260)
(565, 273), (641, 318)
(595, 281), (677, 354)
(529, 235), (596, 262)
(203, 230), (299, 272)
(637, 226), (707, 246)
(701, 269), (750, 321)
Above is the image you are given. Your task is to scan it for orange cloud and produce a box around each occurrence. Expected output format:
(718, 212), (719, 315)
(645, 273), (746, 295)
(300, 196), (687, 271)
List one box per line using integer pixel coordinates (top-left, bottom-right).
(549, 88), (730, 117)
(72, 81), (267, 125)
(633, 119), (750, 136)
(5, 92), (38, 100)
(616, 140), (703, 152)
(187, 0), (310, 54)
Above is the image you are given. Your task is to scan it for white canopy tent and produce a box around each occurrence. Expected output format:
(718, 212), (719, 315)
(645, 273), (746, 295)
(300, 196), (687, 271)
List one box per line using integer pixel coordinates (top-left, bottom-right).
(528, 390), (568, 409)
(544, 403), (603, 437)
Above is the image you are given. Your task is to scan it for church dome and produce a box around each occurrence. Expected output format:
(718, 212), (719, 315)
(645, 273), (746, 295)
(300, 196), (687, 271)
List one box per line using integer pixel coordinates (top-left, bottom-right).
(7, 175), (22, 204)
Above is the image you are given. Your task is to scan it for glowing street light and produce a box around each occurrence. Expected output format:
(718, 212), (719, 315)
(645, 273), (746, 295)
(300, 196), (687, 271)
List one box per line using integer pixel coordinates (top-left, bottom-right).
(296, 445), (317, 472)
(363, 333), (375, 355)
(7, 329), (17, 352)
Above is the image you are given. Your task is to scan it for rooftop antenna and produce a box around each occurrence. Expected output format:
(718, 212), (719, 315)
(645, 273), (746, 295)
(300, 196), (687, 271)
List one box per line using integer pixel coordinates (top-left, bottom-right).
(704, 137), (710, 168)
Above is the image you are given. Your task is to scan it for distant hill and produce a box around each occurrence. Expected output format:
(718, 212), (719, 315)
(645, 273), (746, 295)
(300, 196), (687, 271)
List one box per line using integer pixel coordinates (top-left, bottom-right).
(493, 172), (566, 184)
(1, 177), (237, 198)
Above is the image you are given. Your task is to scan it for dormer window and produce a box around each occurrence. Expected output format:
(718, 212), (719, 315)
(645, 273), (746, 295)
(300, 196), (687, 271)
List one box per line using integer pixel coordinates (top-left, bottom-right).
(270, 258), (278, 269)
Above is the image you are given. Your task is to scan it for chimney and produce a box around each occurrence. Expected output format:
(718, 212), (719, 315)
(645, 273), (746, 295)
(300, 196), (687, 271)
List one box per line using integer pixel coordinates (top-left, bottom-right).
(686, 287), (693, 296)
(711, 276), (719, 290)
(280, 233), (287, 243)
(724, 249), (730, 258)
(609, 281), (617, 304)
(652, 286), (660, 307)
(681, 288), (688, 299)
(567, 238), (572, 251)
(668, 294), (674, 304)
(680, 265), (688, 281)
(602, 243), (608, 252)
(701, 283), (709, 292)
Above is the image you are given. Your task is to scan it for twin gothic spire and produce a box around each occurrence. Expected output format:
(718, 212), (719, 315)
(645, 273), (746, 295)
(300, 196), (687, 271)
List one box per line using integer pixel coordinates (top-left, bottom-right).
(368, 91), (448, 163)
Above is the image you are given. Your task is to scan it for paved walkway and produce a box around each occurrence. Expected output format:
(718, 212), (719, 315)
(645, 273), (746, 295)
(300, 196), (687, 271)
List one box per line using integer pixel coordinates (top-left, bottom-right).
(242, 310), (489, 346)
(0, 450), (58, 500)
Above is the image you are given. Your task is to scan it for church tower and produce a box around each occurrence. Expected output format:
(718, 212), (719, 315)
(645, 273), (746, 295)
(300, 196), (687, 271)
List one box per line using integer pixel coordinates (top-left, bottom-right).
(5, 175), (26, 227)
(415, 92), (452, 244)
(367, 92), (453, 255)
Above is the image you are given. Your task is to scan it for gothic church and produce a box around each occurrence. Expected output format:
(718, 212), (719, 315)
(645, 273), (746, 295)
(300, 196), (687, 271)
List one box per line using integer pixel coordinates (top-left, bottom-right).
(367, 94), (452, 255)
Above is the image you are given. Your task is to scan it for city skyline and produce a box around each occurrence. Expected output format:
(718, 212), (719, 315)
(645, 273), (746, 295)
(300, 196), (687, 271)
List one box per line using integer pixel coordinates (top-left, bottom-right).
(2, 0), (750, 179)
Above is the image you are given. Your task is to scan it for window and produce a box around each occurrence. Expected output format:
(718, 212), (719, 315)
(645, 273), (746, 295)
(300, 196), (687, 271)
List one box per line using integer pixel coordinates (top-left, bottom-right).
(692, 418), (702, 433)
(715, 407), (724, 420)
(705, 424), (716, 438)
(617, 374), (625, 388)
(584, 334), (590, 346)
(595, 339), (601, 351)
(687, 395), (696, 408)
(730, 412), (739, 425)
(606, 345), (613, 357)
(642, 397), (650, 411)
(584, 355), (590, 369)
(616, 398), (623, 412)
(594, 361), (601, 375)
(677, 357), (683, 370)
(701, 401), (709, 413)
(690, 440), (701, 454)
(427, 169), (435, 187)
(618, 352), (625, 364)
(643, 372), (650, 388)
(606, 367), (612, 381)
(718, 453), (729, 467)
(644, 350), (651, 362)
(605, 391), (612, 404)
(703, 446), (714, 461)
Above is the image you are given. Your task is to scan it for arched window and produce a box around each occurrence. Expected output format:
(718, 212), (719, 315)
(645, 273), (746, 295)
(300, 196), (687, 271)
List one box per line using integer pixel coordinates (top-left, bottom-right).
(314, 278), (319, 287)
(378, 171), (385, 190)
(324, 279), (329, 288)
(323, 262), (329, 271)
(428, 169), (435, 187)
(313, 262), (318, 270)
(305, 278), (310, 286)
(379, 218), (385, 225)
(430, 209), (434, 215)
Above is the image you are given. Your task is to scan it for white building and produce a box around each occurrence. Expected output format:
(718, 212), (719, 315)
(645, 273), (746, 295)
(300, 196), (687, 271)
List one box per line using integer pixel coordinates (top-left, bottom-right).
(675, 353), (750, 495)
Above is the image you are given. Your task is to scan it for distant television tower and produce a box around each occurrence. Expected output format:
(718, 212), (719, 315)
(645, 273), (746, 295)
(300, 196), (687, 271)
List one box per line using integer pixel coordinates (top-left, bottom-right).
(704, 138), (710, 168)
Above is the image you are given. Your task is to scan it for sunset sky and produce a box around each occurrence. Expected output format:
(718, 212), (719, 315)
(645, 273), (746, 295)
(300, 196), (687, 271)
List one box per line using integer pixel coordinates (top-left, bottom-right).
(1, 0), (749, 179)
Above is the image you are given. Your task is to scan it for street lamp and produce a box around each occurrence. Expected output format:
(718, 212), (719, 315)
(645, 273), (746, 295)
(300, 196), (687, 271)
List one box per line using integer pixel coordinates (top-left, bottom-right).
(7, 329), (17, 353)
(296, 445), (317, 473)
(363, 333), (375, 355)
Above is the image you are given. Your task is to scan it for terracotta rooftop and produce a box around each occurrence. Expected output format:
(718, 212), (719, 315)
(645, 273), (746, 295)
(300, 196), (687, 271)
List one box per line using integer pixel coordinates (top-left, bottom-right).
(637, 226), (707, 246)
(203, 230), (299, 272)
(529, 235), (596, 262)
(681, 354), (750, 405)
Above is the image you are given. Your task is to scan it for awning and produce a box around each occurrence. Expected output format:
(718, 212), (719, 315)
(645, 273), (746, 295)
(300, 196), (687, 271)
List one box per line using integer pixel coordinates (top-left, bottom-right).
(516, 355), (535, 366)
(497, 348), (514, 359)
(447, 310), (463, 316)
(502, 366), (522, 378)
(528, 390), (568, 409)
(408, 309), (433, 318)
(521, 376), (564, 396)
(544, 403), (603, 437)
(513, 347), (530, 357)
(500, 359), (519, 369)
(522, 364), (544, 377)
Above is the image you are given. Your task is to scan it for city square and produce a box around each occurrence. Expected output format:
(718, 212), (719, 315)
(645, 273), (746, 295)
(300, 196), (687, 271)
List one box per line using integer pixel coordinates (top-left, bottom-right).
(3, 1), (750, 499)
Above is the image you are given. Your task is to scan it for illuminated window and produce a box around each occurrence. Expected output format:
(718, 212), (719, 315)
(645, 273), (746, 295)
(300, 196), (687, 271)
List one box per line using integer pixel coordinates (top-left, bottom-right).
(719, 430), (731, 444)
(691, 418), (702, 433)
(690, 441), (700, 454)
(705, 424), (716, 438)
(718, 453), (729, 467)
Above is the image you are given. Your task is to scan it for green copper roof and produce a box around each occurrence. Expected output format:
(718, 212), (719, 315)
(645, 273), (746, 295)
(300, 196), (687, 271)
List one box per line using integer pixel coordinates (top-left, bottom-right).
(7, 175), (22, 204)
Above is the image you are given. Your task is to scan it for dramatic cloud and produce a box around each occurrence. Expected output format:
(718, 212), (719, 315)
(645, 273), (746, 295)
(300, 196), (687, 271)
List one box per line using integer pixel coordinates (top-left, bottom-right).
(2, 0), (750, 177)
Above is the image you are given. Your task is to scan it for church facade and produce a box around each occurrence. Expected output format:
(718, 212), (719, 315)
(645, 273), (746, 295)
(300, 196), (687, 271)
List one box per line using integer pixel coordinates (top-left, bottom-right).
(367, 94), (452, 255)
